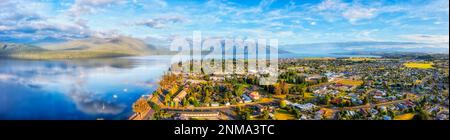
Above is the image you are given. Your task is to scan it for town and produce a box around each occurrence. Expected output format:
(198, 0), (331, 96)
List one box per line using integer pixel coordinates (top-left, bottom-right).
(130, 53), (449, 120)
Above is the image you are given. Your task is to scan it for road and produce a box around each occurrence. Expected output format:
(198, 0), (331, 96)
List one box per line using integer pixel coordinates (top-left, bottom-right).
(329, 93), (420, 111)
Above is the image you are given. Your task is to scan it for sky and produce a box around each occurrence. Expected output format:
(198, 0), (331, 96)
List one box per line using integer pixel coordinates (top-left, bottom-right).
(0, 0), (448, 47)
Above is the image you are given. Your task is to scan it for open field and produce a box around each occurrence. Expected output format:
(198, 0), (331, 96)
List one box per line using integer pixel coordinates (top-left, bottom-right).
(303, 92), (314, 99)
(403, 62), (434, 69)
(274, 109), (296, 120)
(335, 79), (363, 86)
(273, 94), (287, 99)
(259, 98), (274, 103)
(394, 113), (415, 120)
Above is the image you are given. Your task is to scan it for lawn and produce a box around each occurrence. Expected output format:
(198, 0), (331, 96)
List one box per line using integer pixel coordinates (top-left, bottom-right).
(273, 94), (287, 99)
(274, 109), (296, 120)
(335, 79), (363, 86)
(303, 92), (314, 99)
(259, 98), (273, 103)
(394, 113), (415, 120)
(403, 62), (434, 69)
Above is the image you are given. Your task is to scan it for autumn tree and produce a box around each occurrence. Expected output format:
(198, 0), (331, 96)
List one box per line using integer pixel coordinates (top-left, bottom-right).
(281, 81), (289, 94)
(132, 98), (151, 117)
(274, 83), (282, 95)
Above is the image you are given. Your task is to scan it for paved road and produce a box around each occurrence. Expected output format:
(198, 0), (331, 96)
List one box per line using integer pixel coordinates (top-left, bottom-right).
(329, 94), (420, 111)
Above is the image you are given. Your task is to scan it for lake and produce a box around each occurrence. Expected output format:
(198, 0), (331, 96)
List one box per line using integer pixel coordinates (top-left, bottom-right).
(0, 53), (378, 120)
(0, 56), (172, 120)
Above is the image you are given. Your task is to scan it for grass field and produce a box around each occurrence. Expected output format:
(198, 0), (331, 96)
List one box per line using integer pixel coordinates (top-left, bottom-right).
(274, 109), (296, 120)
(403, 62), (434, 69)
(394, 113), (415, 120)
(303, 92), (314, 99)
(259, 98), (273, 103)
(273, 94), (287, 99)
(335, 79), (363, 86)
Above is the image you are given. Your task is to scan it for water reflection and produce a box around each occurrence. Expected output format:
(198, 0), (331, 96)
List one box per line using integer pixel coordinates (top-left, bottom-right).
(0, 56), (172, 120)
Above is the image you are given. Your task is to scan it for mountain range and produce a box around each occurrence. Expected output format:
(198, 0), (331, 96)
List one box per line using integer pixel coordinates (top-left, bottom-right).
(1, 39), (448, 60)
(282, 41), (449, 54)
(0, 37), (171, 59)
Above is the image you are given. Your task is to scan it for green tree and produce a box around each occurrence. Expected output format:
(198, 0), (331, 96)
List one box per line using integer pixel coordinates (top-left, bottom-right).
(204, 96), (211, 104)
(164, 94), (171, 106)
(416, 109), (431, 120)
(280, 100), (287, 108)
(234, 85), (245, 97)
(363, 96), (369, 105)
(182, 98), (188, 107)
(262, 110), (270, 120)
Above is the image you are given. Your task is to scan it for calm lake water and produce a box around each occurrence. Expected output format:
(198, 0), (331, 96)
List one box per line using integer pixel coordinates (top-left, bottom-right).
(0, 56), (172, 120)
(0, 53), (377, 120)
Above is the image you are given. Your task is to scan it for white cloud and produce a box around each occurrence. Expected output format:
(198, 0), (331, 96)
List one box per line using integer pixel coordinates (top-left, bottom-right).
(68, 0), (127, 17)
(259, 0), (276, 10)
(314, 0), (378, 23)
(342, 7), (377, 23)
(0, 0), (92, 42)
(136, 16), (188, 29)
(316, 0), (347, 11)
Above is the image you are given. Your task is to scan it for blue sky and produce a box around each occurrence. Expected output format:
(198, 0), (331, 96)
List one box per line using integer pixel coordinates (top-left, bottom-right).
(0, 0), (448, 47)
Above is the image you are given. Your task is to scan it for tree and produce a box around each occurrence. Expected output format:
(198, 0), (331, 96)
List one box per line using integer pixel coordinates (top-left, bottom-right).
(320, 76), (328, 83)
(169, 85), (179, 96)
(182, 98), (188, 107)
(363, 96), (369, 105)
(190, 97), (200, 107)
(280, 100), (287, 108)
(244, 112), (251, 120)
(294, 109), (301, 119)
(204, 96), (212, 104)
(416, 109), (431, 120)
(153, 88), (162, 97)
(237, 107), (251, 120)
(281, 81), (289, 94)
(274, 83), (282, 95)
(262, 110), (270, 120)
(324, 95), (331, 105)
(164, 94), (171, 106)
(132, 98), (150, 117)
(234, 85), (245, 97)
